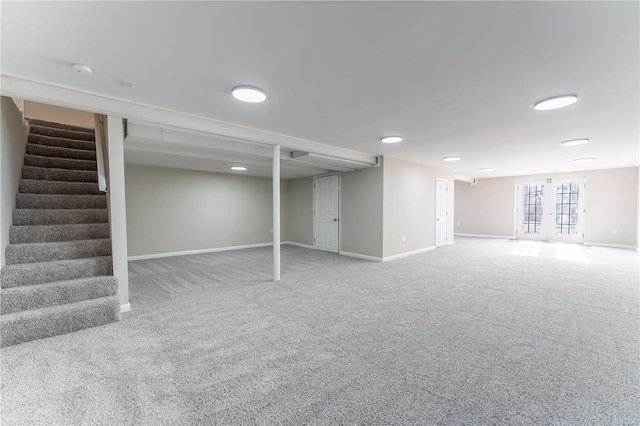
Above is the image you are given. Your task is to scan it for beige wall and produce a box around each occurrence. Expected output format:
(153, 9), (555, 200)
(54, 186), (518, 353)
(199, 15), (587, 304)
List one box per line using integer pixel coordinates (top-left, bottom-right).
(455, 178), (517, 237)
(1, 97), (29, 267)
(286, 177), (313, 246)
(125, 164), (290, 257)
(455, 167), (639, 246)
(24, 101), (94, 128)
(383, 157), (455, 257)
(341, 166), (384, 258)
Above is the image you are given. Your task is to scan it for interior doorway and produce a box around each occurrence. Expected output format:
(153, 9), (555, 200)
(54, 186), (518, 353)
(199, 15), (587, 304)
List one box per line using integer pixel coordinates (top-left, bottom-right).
(313, 174), (340, 253)
(517, 178), (586, 243)
(435, 178), (448, 247)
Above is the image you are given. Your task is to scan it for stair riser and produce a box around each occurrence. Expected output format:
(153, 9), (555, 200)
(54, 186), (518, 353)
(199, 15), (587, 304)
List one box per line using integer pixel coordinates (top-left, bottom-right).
(0, 296), (120, 347)
(1, 277), (118, 315)
(27, 119), (95, 134)
(19, 179), (102, 195)
(23, 166), (98, 183)
(5, 240), (112, 265)
(29, 125), (96, 141)
(24, 155), (97, 171)
(13, 209), (108, 226)
(26, 143), (97, 161)
(28, 134), (95, 151)
(1, 256), (113, 288)
(16, 194), (107, 210)
(10, 223), (111, 244)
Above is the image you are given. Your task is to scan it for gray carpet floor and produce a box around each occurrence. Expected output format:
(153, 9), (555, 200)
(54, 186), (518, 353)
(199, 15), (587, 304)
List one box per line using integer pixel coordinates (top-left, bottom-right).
(1, 237), (639, 425)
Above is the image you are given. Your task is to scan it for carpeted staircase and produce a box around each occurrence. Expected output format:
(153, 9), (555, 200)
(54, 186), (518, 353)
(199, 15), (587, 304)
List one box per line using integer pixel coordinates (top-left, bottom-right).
(1, 119), (120, 347)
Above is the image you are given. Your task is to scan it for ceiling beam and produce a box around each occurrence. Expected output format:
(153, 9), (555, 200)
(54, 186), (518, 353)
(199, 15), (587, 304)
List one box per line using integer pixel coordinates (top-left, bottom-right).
(2, 74), (378, 165)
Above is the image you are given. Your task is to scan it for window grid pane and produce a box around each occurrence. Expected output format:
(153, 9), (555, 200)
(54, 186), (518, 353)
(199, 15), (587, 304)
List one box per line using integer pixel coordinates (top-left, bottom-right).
(523, 185), (543, 234)
(555, 183), (579, 235)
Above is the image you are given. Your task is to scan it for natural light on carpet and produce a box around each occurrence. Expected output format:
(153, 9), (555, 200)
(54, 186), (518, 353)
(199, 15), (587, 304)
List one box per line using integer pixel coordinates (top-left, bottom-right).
(510, 241), (540, 257)
(554, 244), (588, 262)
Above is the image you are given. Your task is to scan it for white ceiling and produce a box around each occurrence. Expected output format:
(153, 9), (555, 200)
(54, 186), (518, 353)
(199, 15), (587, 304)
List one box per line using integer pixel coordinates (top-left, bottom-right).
(2, 1), (638, 178)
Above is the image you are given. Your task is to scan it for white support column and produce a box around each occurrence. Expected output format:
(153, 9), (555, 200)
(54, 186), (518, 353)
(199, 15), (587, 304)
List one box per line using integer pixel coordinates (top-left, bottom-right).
(273, 144), (281, 281)
(106, 116), (130, 312)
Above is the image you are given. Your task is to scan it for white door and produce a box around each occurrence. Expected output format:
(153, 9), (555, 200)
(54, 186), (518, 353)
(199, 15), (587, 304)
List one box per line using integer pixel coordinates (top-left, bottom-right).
(435, 178), (448, 248)
(518, 180), (548, 240)
(518, 178), (585, 243)
(313, 174), (339, 253)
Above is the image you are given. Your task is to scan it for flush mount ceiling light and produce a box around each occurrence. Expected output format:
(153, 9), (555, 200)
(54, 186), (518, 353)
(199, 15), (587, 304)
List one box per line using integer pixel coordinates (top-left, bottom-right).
(561, 138), (589, 146)
(443, 156), (461, 162)
(230, 166), (247, 171)
(573, 157), (594, 163)
(533, 94), (578, 111)
(232, 85), (266, 103)
(380, 136), (403, 144)
(71, 63), (92, 75)
(480, 168), (494, 172)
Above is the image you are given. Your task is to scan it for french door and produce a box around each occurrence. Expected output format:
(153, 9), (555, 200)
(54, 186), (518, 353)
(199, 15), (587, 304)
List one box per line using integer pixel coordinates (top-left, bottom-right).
(517, 178), (585, 243)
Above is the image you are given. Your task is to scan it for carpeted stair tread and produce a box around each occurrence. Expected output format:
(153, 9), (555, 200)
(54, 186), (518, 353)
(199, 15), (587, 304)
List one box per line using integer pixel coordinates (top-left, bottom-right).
(26, 118), (95, 134)
(13, 208), (108, 225)
(10, 223), (110, 244)
(5, 238), (112, 265)
(28, 134), (95, 151)
(24, 154), (97, 171)
(1, 118), (118, 347)
(0, 296), (120, 347)
(1, 276), (117, 315)
(23, 165), (98, 182)
(19, 179), (102, 195)
(1, 256), (113, 288)
(29, 124), (95, 141)
(16, 193), (106, 210)
(26, 143), (97, 161)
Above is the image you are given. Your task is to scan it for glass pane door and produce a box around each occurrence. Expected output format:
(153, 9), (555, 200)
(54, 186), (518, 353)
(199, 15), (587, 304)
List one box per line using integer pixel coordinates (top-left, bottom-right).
(517, 178), (585, 242)
(551, 179), (584, 243)
(519, 180), (547, 240)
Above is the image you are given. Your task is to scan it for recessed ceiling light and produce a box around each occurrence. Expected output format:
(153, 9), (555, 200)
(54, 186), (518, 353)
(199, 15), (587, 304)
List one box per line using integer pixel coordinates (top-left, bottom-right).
(443, 156), (461, 162)
(533, 94), (578, 111)
(230, 166), (247, 171)
(561, 138), (589, 146)
(573, 158), (594, 163)
(380, 136), (403, 144)
(480, 168), (494, 172)
(71, 63), (92, 75)
(232, 86), (266, 103)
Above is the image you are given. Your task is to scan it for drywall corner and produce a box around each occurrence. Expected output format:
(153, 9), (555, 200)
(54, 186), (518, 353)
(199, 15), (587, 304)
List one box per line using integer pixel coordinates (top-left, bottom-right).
(1, 96), (29, 267)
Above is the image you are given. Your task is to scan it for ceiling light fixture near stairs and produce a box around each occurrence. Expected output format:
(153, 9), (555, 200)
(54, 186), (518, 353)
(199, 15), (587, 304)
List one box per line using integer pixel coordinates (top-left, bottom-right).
(71, 63), (92, 75)
(232, 86), (266, 103)
(533, 94), (578, 111)
(380, 136), (403, 144)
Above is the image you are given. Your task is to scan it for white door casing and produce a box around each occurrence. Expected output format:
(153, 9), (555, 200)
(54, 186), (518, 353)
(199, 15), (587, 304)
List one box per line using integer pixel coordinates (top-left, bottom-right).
(435, 178), (448, 248)
(313, 174), (339, 253)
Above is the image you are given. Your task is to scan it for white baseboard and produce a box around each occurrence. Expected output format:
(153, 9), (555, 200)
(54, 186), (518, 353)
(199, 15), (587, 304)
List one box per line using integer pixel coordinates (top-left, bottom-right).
(128, 242), (273, 261)
(120, 303), (131, 313)
(282, 241), (314, 250)
(584, 242), (636, 250)
(339, 251), (383, 262)
(382, 246), (435, 262)
(455, 233), (514, 239)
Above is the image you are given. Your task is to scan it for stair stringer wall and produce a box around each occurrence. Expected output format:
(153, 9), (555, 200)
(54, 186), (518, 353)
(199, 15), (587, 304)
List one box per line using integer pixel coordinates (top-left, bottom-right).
(1, 96), (29, 267)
